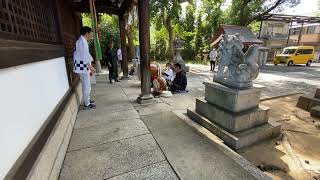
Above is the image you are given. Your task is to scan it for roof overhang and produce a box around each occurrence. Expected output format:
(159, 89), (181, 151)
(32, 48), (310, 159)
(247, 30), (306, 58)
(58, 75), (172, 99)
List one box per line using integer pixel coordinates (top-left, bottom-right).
(72, 0), (135, 15)
(259, 14), (320, 23)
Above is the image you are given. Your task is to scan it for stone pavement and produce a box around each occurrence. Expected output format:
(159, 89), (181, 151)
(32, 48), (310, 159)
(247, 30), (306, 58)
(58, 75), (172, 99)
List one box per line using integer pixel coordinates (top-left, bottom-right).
(59, 74), (270, 180)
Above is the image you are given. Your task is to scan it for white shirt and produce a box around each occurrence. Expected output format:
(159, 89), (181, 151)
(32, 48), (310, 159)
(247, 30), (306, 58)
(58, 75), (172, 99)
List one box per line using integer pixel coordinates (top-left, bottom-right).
(73, 36), (93, 74)
(209, 49), (217, 61)
(117, 49), (122, 61)
(164, 68), (174, 81)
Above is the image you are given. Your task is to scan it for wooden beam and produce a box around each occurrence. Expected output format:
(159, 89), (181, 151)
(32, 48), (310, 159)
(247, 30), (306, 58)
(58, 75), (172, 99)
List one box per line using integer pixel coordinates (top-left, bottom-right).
(119, 15), (129, 78)
(137, 0), (152, 99)
(73, 1), (120, 14)
(0, 39), (65, 69)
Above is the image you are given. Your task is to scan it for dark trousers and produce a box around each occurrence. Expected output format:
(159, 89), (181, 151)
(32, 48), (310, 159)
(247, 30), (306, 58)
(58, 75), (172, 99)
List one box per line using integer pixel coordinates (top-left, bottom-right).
(210, 61), (216, 71)
(108, 64), (118, 81)
(169, 84), (185, 92)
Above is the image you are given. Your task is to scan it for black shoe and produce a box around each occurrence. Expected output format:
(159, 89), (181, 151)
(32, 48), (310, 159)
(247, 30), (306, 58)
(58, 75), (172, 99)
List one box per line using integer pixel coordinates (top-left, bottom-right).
(84, 103), (96, 109)
(115, 79), (120, 82)
(109, 80), (113, 84)
(90, 99), (95, 104)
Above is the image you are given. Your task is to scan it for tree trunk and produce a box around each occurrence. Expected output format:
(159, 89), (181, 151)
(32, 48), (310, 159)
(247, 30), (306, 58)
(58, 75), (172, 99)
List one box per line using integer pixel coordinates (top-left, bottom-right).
(167, 18), (174, 63)
(127, 25), (135, 62)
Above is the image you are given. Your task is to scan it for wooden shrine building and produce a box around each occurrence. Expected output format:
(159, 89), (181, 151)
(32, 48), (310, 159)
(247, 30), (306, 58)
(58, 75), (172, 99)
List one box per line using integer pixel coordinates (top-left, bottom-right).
(0, 0), (152, 179)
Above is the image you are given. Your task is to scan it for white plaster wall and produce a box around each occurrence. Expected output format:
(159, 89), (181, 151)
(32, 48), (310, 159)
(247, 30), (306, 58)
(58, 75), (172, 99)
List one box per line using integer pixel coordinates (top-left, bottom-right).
(0, 57), (69, 179)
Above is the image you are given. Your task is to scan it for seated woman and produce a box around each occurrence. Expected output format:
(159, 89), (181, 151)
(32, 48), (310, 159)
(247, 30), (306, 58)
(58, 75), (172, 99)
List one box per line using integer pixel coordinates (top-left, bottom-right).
(168, 63), (187, 93)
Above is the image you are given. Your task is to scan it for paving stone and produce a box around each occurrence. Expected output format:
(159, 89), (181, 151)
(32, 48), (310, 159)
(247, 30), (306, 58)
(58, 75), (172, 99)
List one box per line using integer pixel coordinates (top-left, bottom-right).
(68, 119), (150, 151)
(126, 93), (141, 102)
(135, 103), (173, 116)
(59, 134), (165, 180)
(74, 109), (140, 129)
(92, 102), (134, 116)
(122, 87), (141, 95)
(107, 161), (178, 180)
(94, 96), (130, 106)
(141, 112), (264, 180)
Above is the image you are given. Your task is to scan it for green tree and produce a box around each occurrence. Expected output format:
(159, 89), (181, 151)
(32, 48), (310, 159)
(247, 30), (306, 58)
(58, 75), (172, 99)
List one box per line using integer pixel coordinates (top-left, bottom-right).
(150, 0), (182, 62)
(184, 0), (196, 32)
(194, 10), (204, 56)
(228, 0), (301, 26)
(202, 0), (224, 49)
(180, 1), (196, 61)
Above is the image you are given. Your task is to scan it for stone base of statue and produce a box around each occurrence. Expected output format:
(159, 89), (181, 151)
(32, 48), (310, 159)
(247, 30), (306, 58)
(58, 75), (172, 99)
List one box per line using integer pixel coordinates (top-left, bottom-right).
(187, 82), (281, 150)
(213, 76), (253, 90)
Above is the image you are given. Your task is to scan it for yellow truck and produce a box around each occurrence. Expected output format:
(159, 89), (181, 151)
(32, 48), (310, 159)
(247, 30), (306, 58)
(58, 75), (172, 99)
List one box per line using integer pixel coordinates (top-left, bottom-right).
(274, 46), (314, 66)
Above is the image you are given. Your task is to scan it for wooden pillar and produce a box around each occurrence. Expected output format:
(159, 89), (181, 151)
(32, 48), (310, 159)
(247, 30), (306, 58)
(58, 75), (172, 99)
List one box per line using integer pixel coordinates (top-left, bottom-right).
(297, 21), (304, 46)
(119, 14), (129, 79)
(137, 0), (153, 101)
(286, 21), (293, 46)
(53, 0), (73, 86)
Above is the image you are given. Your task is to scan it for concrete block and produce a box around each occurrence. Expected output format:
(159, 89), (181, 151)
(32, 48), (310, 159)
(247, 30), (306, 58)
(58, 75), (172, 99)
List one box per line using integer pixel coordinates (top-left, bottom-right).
(297, 95), (320, 111)
(187, 109), (281, 150)
(204, 82), (261, 113)
(49, 117), (74, 180)
(309, 98), (320, 111)
(27, 104), (74, 180)
(297, 95), (312, 111)
(315, 88), (320, 99)
(195, 98), (268, 132)
(311, 106), (320, 118)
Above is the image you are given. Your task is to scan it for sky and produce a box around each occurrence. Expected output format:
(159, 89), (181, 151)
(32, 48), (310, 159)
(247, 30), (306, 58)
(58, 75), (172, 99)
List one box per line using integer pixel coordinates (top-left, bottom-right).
(182, 0), (319, 17)
(282, 0), (318, 16)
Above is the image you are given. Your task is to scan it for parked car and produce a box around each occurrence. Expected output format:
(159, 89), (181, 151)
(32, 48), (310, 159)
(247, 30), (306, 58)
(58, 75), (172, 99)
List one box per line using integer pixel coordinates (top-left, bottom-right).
(274, 46), (314, 66)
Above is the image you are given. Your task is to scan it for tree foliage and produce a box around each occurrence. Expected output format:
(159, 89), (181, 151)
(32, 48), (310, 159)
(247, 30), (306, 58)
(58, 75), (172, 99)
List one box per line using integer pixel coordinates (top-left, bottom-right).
(228, 0), (301, 26)
(150, 0), (182, 62)
(82, 0), (301, 64)
(82, 13), (120, 62)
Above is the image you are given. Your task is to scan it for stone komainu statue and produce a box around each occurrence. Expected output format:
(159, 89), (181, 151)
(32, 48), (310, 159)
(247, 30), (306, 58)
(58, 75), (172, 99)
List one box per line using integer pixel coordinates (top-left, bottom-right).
(215, 34), (259, 89)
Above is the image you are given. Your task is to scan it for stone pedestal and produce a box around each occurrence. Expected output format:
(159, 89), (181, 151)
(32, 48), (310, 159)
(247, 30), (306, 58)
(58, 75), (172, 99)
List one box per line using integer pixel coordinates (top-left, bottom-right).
(297, 88), (320, 118)
(187, 82), (280, 150)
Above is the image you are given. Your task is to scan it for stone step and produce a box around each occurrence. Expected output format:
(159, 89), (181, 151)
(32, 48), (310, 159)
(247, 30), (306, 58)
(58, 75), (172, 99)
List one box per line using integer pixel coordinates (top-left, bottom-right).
(187, 109), (281, 150)
(196, 97), (269, 132)
(297, 95), (320, 111)
(311, 106), (320, 118)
